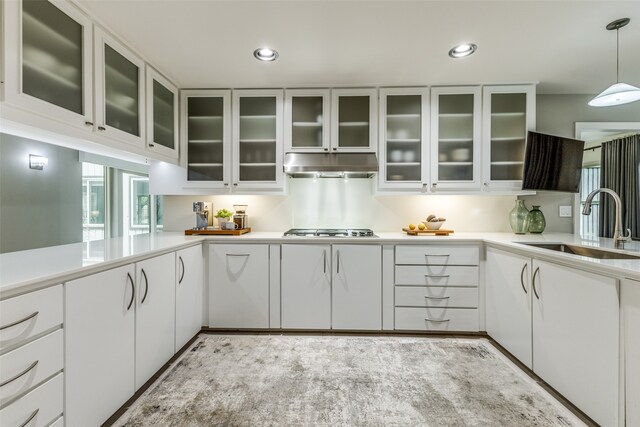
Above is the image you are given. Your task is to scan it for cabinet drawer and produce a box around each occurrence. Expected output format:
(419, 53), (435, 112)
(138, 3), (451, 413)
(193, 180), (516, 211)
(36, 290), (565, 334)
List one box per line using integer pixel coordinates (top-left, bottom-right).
(395, 307), (479, 331)
(0, 329), (63, 406)
(395, 265), (478, 286)
(395, 286), (478, 308)
(0, 373), (63, 427)
(1, 285), (63, 351)
(395, 245), (479, 265)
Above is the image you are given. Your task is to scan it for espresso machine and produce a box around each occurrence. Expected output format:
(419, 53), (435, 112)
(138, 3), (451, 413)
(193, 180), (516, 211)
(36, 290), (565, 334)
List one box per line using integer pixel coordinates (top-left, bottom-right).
(233, 204), (248, 229)
(193, 202), (213, 230)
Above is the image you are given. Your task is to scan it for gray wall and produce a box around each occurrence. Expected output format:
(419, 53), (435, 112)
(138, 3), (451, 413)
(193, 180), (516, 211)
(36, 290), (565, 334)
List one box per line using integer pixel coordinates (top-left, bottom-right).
(0, 133), (82, 253)
(521, 94), (640, 233)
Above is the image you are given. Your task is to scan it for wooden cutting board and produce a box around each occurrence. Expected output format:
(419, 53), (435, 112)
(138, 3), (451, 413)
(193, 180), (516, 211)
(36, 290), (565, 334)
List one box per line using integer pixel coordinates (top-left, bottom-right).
(402, 228), (454, 236)
(185, 228), (251, 236)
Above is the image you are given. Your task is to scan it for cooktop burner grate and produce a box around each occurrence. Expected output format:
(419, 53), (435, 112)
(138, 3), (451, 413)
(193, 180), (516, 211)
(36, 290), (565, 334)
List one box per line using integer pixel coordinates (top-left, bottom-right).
(283, 228), (376, 237)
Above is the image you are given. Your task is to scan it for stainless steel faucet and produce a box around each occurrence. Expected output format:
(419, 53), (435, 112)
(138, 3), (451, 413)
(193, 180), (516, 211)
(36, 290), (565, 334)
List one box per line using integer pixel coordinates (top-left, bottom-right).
(582, 188), (632, 248)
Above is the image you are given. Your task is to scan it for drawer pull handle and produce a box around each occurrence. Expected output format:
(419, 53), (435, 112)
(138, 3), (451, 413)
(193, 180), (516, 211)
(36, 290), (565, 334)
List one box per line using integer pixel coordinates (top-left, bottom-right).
(336, 250), (341, 274)
(0, 311), (39, 331)
(323, 250), (327, 274)
(532, 267), (540, 300)
(178, 256), (185, 284)
(424, 318), (450, 323)
(141, 269), (149, 304)
(226, 254), (250, 257)
(520, 263), (528, 294)
(424, 254), (450, 257)
(126, 273), (135, 311)
(18, 408), (39, 427)
(0, 360), (39, 388)
(424, 274), (450, 278)
(424, 296), (450, 300)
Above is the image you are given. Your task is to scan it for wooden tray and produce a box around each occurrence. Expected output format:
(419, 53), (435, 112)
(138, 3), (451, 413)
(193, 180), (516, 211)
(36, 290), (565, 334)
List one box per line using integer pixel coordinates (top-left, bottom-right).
(402, 228), (454, 236)
(185, 228), (251, 236)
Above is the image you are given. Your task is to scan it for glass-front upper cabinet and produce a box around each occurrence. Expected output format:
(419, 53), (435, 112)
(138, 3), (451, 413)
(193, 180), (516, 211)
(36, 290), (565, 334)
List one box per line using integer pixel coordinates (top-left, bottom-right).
(430, 86), (482, 191)
(378, 88), (429, 191)
(94, 27), (145, 148)
(181, 89), (231, 188)
(331, 88), (377, 152)
(3, 0), (93, 127)
(284, 89), (330, 152)
(482, 85), (536, 190)
(232, 89), (284, 190)
(146, 66), (178, 159)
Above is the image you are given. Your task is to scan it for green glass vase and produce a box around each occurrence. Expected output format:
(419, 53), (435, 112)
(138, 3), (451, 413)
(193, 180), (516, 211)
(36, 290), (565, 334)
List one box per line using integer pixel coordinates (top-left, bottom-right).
(509, 200), (530, 234)
(528, 205), (546, 234)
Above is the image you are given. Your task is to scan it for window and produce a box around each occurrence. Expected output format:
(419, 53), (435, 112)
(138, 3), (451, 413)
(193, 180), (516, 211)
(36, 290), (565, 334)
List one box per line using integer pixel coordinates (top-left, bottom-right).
(82, 163), (106, 242)
(579, 166), (600, 236)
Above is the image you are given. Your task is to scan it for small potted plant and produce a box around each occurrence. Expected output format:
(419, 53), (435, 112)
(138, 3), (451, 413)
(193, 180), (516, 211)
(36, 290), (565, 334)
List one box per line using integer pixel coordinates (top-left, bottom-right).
(214, 208), (233, 228)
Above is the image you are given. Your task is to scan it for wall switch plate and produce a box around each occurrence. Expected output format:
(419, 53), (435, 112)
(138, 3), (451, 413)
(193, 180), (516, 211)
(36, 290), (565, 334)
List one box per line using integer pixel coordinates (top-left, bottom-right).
(559, 205), (572, 218)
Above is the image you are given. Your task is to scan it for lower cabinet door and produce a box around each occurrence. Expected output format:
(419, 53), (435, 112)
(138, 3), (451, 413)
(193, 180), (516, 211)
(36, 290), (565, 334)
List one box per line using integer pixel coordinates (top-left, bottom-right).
(135, 253), (176, 389)
(209, 244), (270, 328)
(65, 265), (135, 427)
(332, 245), (382, 330)
(532, 259), (619, 427)
(176, 245), (203, 351)
(281, 244), (331, 329)
(623, 278), (640, 427)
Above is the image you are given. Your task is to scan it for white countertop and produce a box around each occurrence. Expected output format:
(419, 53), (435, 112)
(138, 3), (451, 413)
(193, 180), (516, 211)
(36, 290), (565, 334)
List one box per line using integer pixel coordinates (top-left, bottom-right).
(1, 231), (639, 299)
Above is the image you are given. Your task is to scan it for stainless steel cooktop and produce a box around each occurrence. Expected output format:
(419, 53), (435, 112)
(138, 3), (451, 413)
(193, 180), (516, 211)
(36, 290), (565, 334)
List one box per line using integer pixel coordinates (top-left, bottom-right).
(283, 228), (377, 237)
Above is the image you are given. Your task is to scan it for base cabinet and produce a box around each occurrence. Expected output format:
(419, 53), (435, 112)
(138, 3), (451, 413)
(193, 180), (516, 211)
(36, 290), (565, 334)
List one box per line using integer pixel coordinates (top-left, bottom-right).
(622, 278), (640, 427)
(175, 245), (204, 351)
(65, 264), (136, 427)
(209, 244), (270, 328)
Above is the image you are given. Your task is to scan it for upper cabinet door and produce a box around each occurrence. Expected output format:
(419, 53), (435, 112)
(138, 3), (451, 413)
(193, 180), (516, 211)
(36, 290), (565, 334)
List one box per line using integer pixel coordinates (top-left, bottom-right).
(284, 88), (330, 153)
(430, 86), (482, 191)
(146, 66), (178, 159)
(181, 89), (232, 189)
(94, 27), (145, 148)
(482, 85), (536, 191)
(232, 89), (284, 190)
(378, 87), (429, 191)
(331, 88), (378, 152)
(3, 0), (93, 129)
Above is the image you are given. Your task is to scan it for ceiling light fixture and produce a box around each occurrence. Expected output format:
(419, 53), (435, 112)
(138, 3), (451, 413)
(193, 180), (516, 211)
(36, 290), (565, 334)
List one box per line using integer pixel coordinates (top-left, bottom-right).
(253, 47), (279, 62)
(448, 43), (477, 58)
(589, 18), (640, 107)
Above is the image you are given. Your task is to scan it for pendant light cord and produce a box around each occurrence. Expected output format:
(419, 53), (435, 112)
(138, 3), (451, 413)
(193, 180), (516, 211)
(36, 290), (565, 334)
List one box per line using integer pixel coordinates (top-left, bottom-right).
(616, 27), (620, 83)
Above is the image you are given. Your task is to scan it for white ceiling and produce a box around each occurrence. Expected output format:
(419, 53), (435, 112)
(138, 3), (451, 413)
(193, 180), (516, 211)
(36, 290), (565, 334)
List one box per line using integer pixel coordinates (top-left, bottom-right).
(77, 0), (640, 94)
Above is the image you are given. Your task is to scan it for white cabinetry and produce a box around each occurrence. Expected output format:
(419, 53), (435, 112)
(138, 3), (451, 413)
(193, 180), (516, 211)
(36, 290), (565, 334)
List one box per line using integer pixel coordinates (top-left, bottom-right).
(0, 373), (63, 427)
(65, 265), (136, 427)
(281, 244), (331, 329)
(135, 253), (176, 389)
(485, 247), (532, 368)
(284, 88), (331, 152)
(332, 245), (381, 330)
(331, 88), (378, 152)
(146, 65), (179, 159)
(175, 245), (204, 351)
(622, 278), (640, 427)
(209, 244), (270, 328)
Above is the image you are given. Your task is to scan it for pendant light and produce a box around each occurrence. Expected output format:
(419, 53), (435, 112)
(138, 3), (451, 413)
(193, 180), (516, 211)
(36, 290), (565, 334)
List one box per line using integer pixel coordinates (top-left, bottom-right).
(589, 18), (640, 107)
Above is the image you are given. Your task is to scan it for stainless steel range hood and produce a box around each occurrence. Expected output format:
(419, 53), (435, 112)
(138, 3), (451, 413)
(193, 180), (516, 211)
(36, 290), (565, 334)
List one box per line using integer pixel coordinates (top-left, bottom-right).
(283, 153), (378, 178)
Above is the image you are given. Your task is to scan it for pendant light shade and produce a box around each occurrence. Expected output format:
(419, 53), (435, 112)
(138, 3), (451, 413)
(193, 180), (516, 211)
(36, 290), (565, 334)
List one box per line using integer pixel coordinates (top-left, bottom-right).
(589, 18), (640, 107)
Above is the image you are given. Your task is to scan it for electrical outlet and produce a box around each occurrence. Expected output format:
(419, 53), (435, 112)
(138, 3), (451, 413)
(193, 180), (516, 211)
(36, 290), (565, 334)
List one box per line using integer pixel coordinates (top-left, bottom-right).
(559, 205), (572, 218)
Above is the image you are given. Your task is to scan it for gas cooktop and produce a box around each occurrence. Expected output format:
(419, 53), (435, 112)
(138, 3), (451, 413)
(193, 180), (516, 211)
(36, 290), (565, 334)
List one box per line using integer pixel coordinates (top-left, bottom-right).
(283, 228), (377, 237)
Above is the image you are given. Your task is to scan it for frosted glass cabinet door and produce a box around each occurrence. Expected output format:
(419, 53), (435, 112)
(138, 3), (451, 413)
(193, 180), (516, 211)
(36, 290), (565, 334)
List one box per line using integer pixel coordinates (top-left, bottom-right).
(379, 88), (429, 190)
(331, 88), (378, 152)
(232, 89), (284, 190)
(181, 89), (231, 187)
(94, 28), (145, 148)
(4, 0), (93, 127)
(146, 66), (178, 159)
(284, 89), (330, 152)
(430, 86), (481, 191)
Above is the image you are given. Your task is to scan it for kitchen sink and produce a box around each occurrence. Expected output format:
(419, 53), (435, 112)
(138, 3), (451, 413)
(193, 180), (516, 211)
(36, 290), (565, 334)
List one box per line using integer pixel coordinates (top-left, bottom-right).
(518, 243), (640, 260)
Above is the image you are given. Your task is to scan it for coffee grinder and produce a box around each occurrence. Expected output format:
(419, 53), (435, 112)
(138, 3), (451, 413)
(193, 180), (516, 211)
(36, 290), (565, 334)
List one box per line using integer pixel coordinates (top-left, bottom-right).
(233, 204), (248, 229)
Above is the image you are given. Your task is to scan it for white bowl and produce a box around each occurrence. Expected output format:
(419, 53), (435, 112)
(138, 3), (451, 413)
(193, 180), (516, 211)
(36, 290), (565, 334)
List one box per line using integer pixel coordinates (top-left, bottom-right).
(421, 220), (445, 230)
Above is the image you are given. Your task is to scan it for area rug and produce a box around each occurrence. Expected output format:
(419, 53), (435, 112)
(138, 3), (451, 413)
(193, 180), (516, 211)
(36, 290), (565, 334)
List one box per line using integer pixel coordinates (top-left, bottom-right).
(113, 335), (585, 426)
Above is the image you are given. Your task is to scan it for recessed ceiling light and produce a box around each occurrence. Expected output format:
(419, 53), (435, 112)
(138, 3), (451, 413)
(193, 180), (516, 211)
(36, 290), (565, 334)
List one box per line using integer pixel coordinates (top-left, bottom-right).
(253, 47), (279, 62)
(449, 43), (477, 58)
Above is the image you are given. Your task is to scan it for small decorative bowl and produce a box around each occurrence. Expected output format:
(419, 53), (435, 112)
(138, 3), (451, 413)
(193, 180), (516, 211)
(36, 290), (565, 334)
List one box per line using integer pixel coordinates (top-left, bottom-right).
(422, 220), (445, 230)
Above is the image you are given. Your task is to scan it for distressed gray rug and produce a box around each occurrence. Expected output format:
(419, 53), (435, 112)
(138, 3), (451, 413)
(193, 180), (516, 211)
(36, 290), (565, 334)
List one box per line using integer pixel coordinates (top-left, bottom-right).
(114, 335), (584, 427)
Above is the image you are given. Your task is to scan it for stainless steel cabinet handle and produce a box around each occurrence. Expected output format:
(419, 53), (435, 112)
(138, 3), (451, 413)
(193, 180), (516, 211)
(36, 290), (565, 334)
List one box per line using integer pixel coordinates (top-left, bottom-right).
(520, 263), (528, 294)
(424, 318), (450, 323)
(336, 250), (341, 274)
(18, 409), (39, 427)
(148, 143), (155, 147)
(424, 274), (450, 278)
(323, 250), (327, 274)
(424, 296), (450, 300)
(0, 311), (39, 331)
(532, 267), (540, 300)
(0, 360), (39, 388)
(141, 269), (149, 304)
(97, 125), (106, 131)
(85, 121), (93, 126)
(224, 183), (229, 186)
(424, 254), (450, 257)
(126, 273), (135, 311)
(178, 256), (185, 284)
(226, 253), (250, 257)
